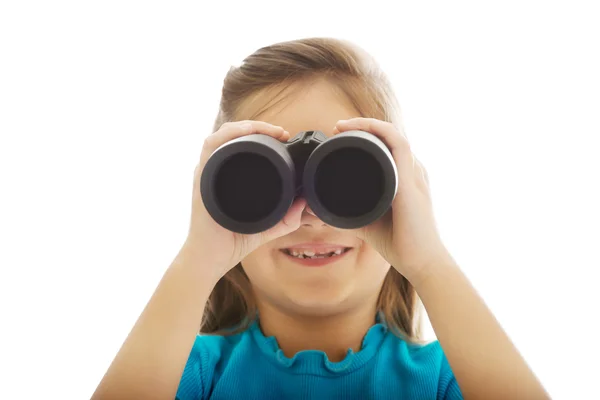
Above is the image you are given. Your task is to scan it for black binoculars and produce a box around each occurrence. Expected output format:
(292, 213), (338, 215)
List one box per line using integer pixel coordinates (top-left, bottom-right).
(200, 130), (398, 234)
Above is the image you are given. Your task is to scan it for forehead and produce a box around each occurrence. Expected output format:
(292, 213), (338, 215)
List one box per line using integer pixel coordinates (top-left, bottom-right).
(237, 78), (361, 137)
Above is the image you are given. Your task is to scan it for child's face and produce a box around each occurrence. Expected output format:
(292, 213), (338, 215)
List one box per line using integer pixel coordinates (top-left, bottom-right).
(239, 78), (391, 317)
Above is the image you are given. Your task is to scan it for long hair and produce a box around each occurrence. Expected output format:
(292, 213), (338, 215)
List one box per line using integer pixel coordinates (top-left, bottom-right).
(201, 37), (425, 343)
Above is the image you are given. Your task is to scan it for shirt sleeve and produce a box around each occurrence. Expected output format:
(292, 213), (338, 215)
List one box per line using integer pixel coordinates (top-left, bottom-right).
(441, 376), (463, 400)
(175, 336), (207, 400)
(438, 349), (464, 400)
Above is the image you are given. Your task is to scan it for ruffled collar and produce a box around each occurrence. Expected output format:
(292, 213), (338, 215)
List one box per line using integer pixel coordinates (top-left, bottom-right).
(248, 314), (389, 376)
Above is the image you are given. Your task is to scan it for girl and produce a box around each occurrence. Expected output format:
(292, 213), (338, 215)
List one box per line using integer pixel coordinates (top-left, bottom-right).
(92, 37), (548, 400)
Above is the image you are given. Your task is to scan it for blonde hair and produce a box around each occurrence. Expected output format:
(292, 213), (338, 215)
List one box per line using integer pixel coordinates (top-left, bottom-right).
(201, 37), (425, 344)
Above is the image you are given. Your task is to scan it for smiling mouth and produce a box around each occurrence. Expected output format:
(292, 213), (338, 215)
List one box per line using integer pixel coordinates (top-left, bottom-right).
(279, 247), (353, 260)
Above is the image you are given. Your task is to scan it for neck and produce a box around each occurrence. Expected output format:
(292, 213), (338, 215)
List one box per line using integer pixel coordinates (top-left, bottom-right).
(255, 299), (378, 362)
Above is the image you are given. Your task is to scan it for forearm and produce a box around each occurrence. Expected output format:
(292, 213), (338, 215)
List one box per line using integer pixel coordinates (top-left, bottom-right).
(414, 262), (549, 400)
(92, 246), (218, 400)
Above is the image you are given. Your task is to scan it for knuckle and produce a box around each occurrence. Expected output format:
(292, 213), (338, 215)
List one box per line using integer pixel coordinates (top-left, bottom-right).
(399, 136), (411, 150)
(398, 139), (413, 156)
(219, 121), (234, 130)
(374, 118), (392, 129)
(257, 120), (279, 129)
(220, 120), (250, 130)
(203, 135), (216, 148)
(237, 120), (252, 126)
(383, 120), (395, 130)
(366, 118), (385, 132)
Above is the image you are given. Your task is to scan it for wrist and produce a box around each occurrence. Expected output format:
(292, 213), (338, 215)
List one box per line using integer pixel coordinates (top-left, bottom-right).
(409, 258), (460, 292)
(174, 243), (225, 289)
(397, 249), (458, 290)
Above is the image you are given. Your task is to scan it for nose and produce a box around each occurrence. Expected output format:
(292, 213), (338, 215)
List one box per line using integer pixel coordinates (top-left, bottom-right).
(300, 204), (328, 228)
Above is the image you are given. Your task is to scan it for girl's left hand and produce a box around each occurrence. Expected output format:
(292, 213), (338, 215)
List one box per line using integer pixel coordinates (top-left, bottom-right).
(332, 118), (456, 287)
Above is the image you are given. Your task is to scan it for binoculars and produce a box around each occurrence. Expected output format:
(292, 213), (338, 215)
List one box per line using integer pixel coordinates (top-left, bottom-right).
(200, 130), (397, 234)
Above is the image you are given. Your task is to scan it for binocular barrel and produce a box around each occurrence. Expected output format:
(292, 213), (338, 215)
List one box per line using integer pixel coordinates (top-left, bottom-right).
(200, 130), (397, 234)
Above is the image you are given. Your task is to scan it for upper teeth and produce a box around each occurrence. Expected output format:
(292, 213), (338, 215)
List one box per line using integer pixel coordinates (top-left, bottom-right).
(285, 248), (345, 258)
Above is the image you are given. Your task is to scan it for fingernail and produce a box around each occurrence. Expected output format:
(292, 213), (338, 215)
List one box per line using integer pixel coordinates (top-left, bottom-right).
(337, 119), (348, 124)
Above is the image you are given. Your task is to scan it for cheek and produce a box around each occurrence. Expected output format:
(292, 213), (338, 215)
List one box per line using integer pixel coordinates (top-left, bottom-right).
(240, 247), (279, 284)
(356, 243), (389, 268)
(355, 244), (391, 282)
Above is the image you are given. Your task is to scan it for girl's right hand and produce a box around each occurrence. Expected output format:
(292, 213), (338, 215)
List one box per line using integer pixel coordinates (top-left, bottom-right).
(181, 120), (307, 281)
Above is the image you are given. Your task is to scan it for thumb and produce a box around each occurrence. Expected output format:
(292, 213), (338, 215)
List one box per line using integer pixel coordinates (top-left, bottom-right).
(329, 215), (384, 246)
(259, 197), (307, 244)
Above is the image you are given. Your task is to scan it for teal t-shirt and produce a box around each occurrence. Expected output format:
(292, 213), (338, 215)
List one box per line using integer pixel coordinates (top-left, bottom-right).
(176, 319), (463, 399)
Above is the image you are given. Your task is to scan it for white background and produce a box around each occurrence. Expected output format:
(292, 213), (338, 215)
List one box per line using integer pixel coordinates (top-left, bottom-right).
(1, 1), (599, 398)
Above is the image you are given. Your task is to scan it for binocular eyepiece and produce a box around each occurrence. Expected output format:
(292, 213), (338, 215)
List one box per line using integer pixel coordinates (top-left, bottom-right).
(200, 130), (397, 234)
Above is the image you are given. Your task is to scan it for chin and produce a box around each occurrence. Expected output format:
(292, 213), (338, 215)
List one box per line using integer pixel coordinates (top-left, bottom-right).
(281, 282), (354, 315)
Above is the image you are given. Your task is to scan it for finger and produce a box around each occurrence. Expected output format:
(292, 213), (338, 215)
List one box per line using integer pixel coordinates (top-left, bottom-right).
(219, 120), (289, 144)
(412, 155), (431, 195)
(334, 118), (408, 155)
(334, 117), (415, 186)
(259, 197), (307, 244)
(329, 213), (386, 246)
(201, 120), (289, 164)
(413, 155), (429, 186)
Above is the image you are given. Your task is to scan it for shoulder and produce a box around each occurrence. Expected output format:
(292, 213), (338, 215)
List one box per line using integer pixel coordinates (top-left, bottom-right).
(381, 332), (447, 365)
(379, 334), (463, 399)
(176, 331), (249, 400)
(193, 330), (247, 359)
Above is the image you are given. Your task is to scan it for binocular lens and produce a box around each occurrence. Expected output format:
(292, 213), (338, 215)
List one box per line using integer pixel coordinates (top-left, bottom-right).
(201, 130), (396, 234)
(314, 147), (384, 218)
(201, 134), (296, 234)
(214, 152), (283, 223)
